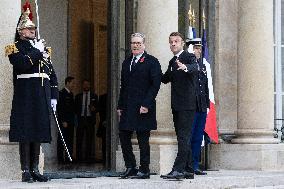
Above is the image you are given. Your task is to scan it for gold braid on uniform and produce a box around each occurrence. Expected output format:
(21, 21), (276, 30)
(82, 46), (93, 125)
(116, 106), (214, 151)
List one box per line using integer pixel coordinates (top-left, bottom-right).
(5, 43), (19, 57)
(46, 47), (52, 57)
(25, 55), (34, 65)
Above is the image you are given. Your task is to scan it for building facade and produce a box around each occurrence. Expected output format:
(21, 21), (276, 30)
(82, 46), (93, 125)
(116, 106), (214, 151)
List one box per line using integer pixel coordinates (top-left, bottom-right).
(0, 0), (283, 179)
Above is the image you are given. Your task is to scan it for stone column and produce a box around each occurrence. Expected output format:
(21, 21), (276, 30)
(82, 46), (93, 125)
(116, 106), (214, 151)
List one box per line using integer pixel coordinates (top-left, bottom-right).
(214, 0), (238, 139)
(136, 0), (177, 132)
(232, 0), (276, 144)
(209, 0), (284, 170)
(0, 0), (21, 179)
(116, 0), (179, 174)
(138, 0), (179, 174)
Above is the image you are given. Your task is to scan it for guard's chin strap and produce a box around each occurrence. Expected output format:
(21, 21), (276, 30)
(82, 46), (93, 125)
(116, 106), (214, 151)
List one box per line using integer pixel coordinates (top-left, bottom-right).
(24, 36), (35, 41)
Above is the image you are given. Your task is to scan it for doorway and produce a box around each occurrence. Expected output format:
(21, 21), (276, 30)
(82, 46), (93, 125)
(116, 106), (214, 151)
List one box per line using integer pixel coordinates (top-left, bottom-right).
(41, 0), (114, 178)
(65, 0), (108, 171)
(39, 0), (128, 178)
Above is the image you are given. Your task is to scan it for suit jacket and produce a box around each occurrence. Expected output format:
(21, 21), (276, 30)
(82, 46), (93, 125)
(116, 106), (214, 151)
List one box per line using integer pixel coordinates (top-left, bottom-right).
(75, 91), (98, 124)
(162, 50), (198, 111)
(57, 88), (75, 125)
(118, 52), (162, 131)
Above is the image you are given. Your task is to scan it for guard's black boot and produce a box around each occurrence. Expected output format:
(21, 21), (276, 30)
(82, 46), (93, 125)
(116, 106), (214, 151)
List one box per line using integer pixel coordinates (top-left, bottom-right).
(19, 143), (33, 183)
(30, 143), (49, 182)
(30, 170), (48, 182)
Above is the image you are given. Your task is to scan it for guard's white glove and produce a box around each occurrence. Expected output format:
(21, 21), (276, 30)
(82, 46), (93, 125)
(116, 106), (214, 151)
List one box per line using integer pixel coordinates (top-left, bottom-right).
(51, 99), (57, 112)
(30, 39), (45, 53)
(187, 44), (194, 53)
(43, 51), (50, 59)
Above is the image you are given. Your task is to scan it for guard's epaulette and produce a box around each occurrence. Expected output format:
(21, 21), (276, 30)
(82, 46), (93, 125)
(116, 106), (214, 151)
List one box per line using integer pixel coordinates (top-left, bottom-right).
(46, 47), (52, 57)
(5, 43), (19, 57)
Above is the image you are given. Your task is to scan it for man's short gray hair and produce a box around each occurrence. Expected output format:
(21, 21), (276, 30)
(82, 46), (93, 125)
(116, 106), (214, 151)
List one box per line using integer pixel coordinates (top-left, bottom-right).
(131, 32), (146, 43)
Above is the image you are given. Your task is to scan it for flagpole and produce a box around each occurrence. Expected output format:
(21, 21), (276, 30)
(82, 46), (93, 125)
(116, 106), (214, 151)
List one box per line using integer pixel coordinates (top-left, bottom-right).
(199, 0), (202, 37)
(201, 6), (208, 171)
(35, 0), (40, 39)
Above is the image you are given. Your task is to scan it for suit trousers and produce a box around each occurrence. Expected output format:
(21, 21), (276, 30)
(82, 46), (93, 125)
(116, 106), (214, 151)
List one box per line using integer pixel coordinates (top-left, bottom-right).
(77, 116), (94, 161)
(119, 130), (150, 173)
(172, 110), (195, 172)
(191, 111), (207, 170)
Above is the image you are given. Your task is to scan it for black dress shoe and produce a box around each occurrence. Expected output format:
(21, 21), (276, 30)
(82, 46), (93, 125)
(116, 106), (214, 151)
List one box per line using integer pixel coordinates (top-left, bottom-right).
(130, 171), (150, 179)
(185, 166), (194, 173)
(160, 170), (174, 178)
(161, 171), (184, 179)
(22, 171), (34, 183)
(194, 169), (207, 175)
(31, 170), (49, 182)
(119, 168), (138, 179)
(183, 171), (194, 179)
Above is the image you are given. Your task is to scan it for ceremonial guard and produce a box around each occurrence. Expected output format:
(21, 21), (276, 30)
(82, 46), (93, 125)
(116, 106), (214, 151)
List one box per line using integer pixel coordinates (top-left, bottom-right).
(186, 38), (209, 175)
(5, 2), (58, 183)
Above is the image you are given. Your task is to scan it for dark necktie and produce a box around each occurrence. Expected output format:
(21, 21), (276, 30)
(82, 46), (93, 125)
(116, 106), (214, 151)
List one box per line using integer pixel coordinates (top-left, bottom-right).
(197, 59), (201, 71)
(170, 56), (178, 70)
(84, 92), (88, 117)
(130, 56), (137, 71)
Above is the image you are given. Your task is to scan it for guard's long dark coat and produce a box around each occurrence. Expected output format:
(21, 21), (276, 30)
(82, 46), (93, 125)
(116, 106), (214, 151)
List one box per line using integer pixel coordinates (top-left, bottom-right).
(7, 39), (58, 143)
(118, 52), (162, 131)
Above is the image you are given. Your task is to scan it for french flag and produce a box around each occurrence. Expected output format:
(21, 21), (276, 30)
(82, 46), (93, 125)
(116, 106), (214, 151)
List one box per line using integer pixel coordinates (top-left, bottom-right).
(202, 29), (219, 143)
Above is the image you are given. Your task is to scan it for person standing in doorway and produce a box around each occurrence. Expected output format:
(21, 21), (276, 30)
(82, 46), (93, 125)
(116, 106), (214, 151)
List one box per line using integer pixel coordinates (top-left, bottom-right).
(5, 4), (58, 182)
(57, 76), (75, 164)
(75, 79), (98, 162)
(117, 33), (162, 179)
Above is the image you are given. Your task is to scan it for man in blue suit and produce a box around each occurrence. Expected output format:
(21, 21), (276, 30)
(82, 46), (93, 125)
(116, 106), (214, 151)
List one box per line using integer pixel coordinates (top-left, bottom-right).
(117, 33), (162, 179)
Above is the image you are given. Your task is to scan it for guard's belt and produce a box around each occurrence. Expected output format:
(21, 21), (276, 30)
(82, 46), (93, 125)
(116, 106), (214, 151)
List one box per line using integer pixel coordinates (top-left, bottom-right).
(17, 73), (50, 80)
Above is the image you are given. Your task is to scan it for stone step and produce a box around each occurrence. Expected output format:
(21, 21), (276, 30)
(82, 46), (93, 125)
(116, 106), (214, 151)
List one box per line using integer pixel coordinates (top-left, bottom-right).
(237, 186), (284, 189)
(1, 170), (284, 189)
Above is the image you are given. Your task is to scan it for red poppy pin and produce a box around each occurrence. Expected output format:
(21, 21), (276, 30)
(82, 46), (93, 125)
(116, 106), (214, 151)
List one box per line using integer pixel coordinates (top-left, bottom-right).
(140, 57), (145, 63)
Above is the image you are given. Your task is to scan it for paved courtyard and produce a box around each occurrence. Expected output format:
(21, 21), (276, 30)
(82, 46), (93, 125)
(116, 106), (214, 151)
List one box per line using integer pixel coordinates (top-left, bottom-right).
(2, 170), (284, 189)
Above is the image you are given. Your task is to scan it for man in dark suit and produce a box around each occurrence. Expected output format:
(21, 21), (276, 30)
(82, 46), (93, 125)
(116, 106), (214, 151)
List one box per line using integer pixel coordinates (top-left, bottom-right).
(186, 38), (209, 175)
(57, 76), (75, 164)
(75, 79), (98, 162)
(117, 33), (162, 179)
(160, 32), (198, 179)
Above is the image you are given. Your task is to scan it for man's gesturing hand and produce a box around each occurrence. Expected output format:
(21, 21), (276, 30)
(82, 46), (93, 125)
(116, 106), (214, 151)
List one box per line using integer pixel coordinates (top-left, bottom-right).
(140, 106), (148, 114)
